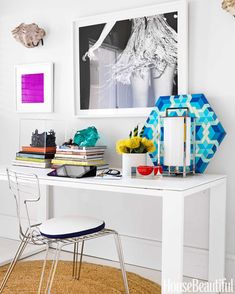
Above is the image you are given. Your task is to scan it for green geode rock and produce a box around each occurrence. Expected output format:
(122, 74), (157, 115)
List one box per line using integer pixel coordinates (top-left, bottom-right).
(73, 126), (99, 147)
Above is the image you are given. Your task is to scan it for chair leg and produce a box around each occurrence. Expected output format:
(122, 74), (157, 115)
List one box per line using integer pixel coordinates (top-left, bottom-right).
(113, 233), (129, 294)
(38, 243), (50, 294)
(72, 242), (78, 278)
(0, 233), (29, 293)
(72, 241), (84, 280)
(44, 244), (58, 293)
(76, 241), (84, 280)
(45, 244), (62, 294)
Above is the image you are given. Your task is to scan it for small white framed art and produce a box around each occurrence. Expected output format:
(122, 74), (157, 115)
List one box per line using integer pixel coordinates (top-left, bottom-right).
(15, 62), (54, 113)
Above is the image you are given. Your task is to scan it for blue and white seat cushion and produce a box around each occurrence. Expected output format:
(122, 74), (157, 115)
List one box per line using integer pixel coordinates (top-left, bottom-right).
(39, 216), (105, 239)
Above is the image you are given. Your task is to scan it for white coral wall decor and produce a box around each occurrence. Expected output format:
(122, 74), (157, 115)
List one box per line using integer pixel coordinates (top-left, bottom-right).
(12, 23), (46, 48)
(222, 0), (235, 16)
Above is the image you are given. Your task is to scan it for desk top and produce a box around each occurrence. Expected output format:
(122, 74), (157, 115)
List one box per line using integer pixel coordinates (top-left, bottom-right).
(0, 165), (226, 195)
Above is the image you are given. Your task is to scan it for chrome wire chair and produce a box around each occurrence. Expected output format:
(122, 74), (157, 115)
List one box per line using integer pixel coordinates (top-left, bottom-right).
(0, 169), (50, 293)
(0, 169), (129, 294)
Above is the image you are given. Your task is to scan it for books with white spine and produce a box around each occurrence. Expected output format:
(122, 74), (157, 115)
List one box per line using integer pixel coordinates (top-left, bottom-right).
(51, 159), (106, 166)
(57, 145), (107, 150)
(12, 160), (51, 168)
(56, 145), (107, 154)
(54, 154), (103, 160)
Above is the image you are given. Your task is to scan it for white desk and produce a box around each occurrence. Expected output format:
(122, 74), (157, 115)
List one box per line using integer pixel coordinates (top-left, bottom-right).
(0, 166), (227, 294)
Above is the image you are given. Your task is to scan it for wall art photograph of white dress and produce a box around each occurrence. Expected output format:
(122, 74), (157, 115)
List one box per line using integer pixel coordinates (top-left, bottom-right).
(74, 1), (188, 116)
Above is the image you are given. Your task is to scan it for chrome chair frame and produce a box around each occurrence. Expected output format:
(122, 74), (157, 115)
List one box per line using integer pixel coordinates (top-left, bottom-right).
(0, 169), (52, 293)
(0, 169), (129, 294)
(38, 229), (129, 294)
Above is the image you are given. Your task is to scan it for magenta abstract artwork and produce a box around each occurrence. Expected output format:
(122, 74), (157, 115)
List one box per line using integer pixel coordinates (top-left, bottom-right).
(16, 63), (53, 112)
(21, 73), (44, 103)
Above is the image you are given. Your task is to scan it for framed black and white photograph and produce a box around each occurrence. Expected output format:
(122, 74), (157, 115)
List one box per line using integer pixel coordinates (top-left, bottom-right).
(73, 0), (188, 117)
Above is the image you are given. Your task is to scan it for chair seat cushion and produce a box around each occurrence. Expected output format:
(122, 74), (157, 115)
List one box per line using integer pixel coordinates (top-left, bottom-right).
(39, 216), (105, 239)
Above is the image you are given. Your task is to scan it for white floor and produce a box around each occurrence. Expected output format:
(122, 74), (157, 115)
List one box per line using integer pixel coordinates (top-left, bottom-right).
(0, 237), (234, 294)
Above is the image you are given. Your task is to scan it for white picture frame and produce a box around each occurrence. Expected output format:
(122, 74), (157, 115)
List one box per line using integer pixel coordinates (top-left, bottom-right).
(73, 0), (188, 118)
(15, 62), (54, 113)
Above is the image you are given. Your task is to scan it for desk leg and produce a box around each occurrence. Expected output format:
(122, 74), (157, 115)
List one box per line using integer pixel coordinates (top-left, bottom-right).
(37, 185), (50, 223)
(162, 194), (184, 294)
(208, 180), (226, 281)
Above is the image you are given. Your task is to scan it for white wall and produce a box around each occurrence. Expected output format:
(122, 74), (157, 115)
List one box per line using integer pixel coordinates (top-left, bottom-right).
(0, 0), (234, 279)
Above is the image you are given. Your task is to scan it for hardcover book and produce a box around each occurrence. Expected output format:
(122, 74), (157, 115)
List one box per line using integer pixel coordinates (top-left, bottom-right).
(16, 152), (55, 159)
(22, 146), (56, 153)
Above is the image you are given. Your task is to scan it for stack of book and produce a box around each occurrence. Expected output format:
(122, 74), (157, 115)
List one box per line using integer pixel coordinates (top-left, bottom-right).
(13, 146), (56, 168)
(51, 145), (108, 170)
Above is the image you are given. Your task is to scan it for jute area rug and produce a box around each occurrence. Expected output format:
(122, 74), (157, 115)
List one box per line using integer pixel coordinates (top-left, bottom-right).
(0, 260), (161, 293)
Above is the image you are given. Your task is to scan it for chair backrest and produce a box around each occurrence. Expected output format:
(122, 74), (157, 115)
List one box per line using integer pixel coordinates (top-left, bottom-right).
(6, 169), (41, 238)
